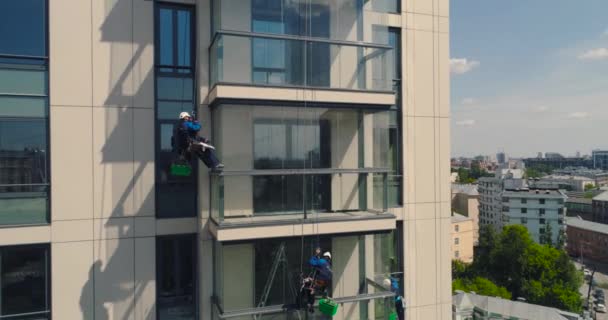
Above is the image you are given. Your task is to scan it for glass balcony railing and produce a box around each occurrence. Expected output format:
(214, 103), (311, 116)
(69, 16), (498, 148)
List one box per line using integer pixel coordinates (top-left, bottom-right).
(210, 32), (395, 92)
(210, 168), (391, 226)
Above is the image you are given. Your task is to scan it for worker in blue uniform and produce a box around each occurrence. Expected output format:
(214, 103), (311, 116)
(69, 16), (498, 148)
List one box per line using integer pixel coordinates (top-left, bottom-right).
(300, 248), (332, 313)
(172, 112), (223, 170)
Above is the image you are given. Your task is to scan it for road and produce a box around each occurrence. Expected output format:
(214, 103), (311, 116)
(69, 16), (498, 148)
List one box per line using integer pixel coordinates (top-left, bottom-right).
(576, 261), (608, 320)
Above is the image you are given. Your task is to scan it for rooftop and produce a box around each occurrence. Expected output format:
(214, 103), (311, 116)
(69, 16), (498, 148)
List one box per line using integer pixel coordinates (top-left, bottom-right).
(542, 175), (594, 181)
(567, 217), (608, 235)
(593, 191), (608, 202)
(502, 188), (565, 198)
(453, 292), (581, 320)
(452, 213), (472, 224)
(451, 184), (479, 196)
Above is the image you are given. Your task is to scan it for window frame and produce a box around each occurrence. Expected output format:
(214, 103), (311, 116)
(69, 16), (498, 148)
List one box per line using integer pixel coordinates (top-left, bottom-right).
(0, 0), (50, 226)
(153, 2), (198, 219)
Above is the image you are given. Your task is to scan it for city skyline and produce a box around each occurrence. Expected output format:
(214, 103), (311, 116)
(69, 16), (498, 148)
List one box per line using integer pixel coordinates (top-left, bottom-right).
(451, 0), (608, 157)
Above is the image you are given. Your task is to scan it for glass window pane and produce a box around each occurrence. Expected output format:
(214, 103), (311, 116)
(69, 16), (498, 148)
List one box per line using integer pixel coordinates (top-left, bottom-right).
(0, 68), (46, 95)
(157, 77), (193, 101)
(1, 245), (49, 316)
(177, 10), (191, 68)
(157, 101), (194, 120)
(159, 8), (174, 66)
(0, 119), (48, 225)
(0, 0), (46, 57)
(0, 96), (47, 118)
(157, 235), (196, 320)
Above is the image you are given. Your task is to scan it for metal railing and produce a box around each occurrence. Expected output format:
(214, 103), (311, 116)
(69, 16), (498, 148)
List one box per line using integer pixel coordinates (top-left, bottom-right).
(210, 168), (392, 224)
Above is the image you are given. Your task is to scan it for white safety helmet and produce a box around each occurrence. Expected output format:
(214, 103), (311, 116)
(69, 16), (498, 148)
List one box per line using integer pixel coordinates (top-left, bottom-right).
(323, 252), (331, 259)
(383, 278), (392, 288)
(179, 112), (191, 119)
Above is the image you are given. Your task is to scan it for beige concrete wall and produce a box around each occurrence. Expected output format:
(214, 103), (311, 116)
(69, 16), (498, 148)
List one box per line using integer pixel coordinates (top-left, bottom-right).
(402, 0), (452, 318)
(43, 0), (195, 319)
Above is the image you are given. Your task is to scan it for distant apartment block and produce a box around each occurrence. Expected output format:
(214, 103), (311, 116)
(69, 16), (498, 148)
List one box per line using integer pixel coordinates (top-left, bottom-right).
(567, 217), (608, 264)
(531, 175), (595, 192)
(501, 188), (566, 244)
(451, 184), (479, 243)
(451, 213), (474, 263)
(592, 191), (608, 224)
(478, 169), (525, 230)
(593, 150), (608, 170)
(554, 167), (608, 187)
(565, 191), (595, 220)
(523, 157), (593, 170)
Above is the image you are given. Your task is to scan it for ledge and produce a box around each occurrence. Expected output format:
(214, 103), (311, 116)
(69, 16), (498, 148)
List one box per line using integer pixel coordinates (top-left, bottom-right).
(210, 212), (397, 242)
(208, 83), (396, 107)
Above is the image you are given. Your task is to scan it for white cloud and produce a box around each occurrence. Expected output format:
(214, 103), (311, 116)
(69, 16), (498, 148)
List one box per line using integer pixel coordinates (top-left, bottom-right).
(603, 29), (608, 37)
(455, 119), (476, 126)
(461, 98), (476, 105)
(450, 58), (480, 74)
(534, 106), (549, 112)
(578, 48), (608, 60)
(567, 112), (590, 119)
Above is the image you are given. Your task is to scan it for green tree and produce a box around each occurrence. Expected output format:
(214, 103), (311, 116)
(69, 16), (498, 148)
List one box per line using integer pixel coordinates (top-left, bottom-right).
(462, 225), (583, 312)
(584, 183), (595, 191)
(453, 277), (512, 299)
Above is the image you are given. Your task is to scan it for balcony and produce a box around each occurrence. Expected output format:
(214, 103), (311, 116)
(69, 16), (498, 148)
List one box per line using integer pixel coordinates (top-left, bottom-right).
(209, 168), (395, 241)
(209, 31), (395, 105)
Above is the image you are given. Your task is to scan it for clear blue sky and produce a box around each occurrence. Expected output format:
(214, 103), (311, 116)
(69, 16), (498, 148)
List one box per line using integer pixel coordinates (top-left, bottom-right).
(450, 1), (608, 158)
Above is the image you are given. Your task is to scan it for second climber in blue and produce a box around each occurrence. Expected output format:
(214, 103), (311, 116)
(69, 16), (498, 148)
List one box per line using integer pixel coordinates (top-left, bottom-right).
(172, 112), (224, 170)
(300, 248), (333, 313)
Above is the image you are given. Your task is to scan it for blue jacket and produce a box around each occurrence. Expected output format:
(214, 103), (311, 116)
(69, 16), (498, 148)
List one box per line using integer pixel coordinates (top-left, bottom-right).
(309, 256), (332, 281)
(173, 119), (203, 153)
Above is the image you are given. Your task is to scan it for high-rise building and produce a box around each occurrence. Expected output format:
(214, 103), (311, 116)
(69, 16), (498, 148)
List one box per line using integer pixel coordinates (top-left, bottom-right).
(593, 150), (608, 170)
(0, 0), (451, 319)
(496, 152), (507, 165)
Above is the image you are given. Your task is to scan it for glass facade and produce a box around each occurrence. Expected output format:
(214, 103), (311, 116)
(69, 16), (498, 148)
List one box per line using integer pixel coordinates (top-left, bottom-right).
(0, 0), (49, 226)
(214, 231), (399, 318)
(0, 244), (51, 319)
(157, 235), (197, 320)
(210, 0), (394, 91)
(155, 3), (197, 218)
(210, 104), (392, 222)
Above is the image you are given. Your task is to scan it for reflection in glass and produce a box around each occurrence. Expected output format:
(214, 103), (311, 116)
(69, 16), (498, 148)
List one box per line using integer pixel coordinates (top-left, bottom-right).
(0, 244), (50, 319)
(0, 0), (47, 57)
(214, 232), (399, 319)
(157, 235), (197, 320)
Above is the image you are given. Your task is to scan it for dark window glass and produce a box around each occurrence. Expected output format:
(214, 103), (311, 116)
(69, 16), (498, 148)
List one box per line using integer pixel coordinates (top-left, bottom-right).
(157, 235), (197, 320)
(539, 199), (545, 205)
(0, 244), (50, 319)
(155, 4), (197, 218)
(521, 208), (527, 214)
(0, 0), (46, 57)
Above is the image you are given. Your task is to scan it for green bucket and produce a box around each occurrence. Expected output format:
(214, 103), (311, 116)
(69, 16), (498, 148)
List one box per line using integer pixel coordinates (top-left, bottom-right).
(319, 298), (339, 317)
(389, 312), (398, 320)
(170, 164), (192, 176)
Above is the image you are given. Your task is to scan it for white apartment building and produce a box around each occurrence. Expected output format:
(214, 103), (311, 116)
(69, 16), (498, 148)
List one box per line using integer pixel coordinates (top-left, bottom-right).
(0, 0), (451, 319)
(478, 169), (525, 230)
(500, 189), (567, 244)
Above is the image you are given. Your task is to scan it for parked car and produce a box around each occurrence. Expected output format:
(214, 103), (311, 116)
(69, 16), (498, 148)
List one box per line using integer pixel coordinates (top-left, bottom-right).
(596, 304), (607, 313)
